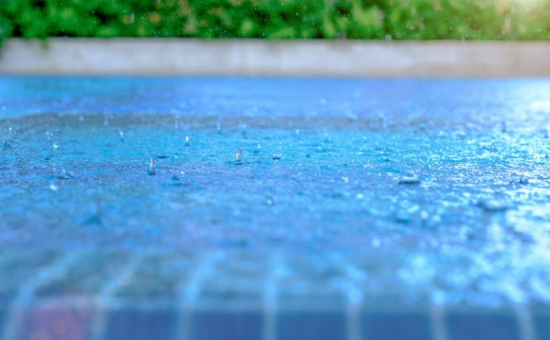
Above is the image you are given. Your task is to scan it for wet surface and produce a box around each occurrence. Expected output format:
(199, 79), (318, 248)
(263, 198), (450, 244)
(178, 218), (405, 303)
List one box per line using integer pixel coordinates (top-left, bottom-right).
(0, 76), (550, 308)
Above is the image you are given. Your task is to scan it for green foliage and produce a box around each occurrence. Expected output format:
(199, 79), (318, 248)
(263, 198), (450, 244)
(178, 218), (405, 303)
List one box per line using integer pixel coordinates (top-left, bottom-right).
(0, 0), (548, 45)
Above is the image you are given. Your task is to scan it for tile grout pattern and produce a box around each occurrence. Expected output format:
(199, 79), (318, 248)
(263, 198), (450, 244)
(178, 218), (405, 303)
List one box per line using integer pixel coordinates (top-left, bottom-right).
(0, 250), (548, 340)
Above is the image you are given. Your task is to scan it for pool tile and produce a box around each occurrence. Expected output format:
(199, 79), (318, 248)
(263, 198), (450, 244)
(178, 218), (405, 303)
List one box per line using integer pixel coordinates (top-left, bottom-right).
(105, 309), (176, 340)
(361, 311), (432, 340)
(276, 311), (346, 340)
(190, 310), (263, 340)
(445, 311), (519, 340)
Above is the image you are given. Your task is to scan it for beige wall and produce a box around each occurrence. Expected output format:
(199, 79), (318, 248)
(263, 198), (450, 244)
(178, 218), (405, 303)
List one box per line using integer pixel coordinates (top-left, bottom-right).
(0, 39), (548, 77)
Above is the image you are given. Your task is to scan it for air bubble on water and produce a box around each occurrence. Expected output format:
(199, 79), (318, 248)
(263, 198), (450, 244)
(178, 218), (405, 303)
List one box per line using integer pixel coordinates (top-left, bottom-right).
(185, 136), (191, 147)
(148, 158), (156, 176)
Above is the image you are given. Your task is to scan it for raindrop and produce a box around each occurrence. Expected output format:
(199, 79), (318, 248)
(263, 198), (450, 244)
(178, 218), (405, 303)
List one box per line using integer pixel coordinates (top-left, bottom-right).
(254, 144), (261, 154)
(148, 158), (156, 176)
(235, 149), (243, 164)
(240, 124), (247, 138)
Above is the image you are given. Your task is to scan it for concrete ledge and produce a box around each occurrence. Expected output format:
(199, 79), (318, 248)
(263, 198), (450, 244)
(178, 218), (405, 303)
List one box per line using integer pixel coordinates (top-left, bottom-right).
(0, 38), (549, 77)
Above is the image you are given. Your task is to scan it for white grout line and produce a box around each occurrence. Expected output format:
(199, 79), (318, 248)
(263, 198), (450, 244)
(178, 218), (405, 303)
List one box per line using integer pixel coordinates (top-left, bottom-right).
(334, 255), (364, 340)
(515, 305), (536, 340)
(346, 302), (362, 340)
(430, 304), (449, 340)
(1, 250), (86, 340)
(262, 253), (284, 340)
(175, 252), (222, 340)
(89, 252), (144, 340)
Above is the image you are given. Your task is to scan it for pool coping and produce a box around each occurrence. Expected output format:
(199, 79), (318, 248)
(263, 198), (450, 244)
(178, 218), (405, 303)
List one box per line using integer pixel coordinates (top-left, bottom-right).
(0, 39), (549, 77)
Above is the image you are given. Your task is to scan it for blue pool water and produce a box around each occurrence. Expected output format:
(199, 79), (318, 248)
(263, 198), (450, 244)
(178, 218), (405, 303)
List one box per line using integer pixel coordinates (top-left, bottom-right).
(1, 76), (550, 310)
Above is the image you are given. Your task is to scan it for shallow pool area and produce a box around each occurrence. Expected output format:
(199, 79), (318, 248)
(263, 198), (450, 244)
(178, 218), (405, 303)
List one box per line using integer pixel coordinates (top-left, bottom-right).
(1, 76), (550, 339)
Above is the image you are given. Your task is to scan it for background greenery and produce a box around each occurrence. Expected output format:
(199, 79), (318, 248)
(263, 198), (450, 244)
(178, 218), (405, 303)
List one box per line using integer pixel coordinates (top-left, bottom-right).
(0, 0), (548, 45)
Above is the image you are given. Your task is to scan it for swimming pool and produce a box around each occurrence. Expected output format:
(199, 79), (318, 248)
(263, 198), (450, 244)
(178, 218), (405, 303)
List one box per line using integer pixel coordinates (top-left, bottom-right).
(1, 76), (549, 340)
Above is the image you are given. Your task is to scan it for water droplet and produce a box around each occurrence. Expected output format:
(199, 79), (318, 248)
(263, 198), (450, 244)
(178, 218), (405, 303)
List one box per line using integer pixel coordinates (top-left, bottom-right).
(148, 158), (156, 176)
(519, 177), (529, 185)
(53, 168), (74, 180)
(235, 149), (243, 163)
(118, 130), (125, 143)
(185, 136), (191, 147)
(477, 199), (509, 212)
(84, 200), (103, 225)
(398, 174), (421, 185)
(240, 124), (247, 138)
(53, 142), (59, 150)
